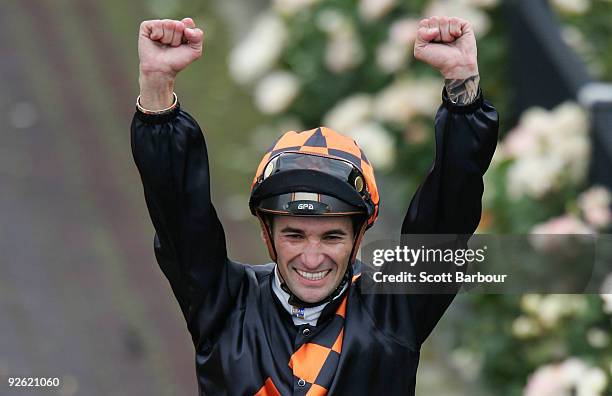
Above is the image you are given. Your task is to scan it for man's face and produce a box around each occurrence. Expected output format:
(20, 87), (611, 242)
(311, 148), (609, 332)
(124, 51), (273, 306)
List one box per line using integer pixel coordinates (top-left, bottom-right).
(271, 215), (355, 304)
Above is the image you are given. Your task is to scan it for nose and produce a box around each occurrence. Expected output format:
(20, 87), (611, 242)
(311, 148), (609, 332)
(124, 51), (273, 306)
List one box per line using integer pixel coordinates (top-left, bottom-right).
(300, 239), (325, 270)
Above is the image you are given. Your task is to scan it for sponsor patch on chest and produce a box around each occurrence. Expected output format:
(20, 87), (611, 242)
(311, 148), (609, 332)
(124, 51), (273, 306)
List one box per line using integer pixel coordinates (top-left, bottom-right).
(291, 306), (305, 319)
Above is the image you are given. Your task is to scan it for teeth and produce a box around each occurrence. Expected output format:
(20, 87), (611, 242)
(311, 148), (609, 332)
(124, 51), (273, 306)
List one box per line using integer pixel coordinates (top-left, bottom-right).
(296, 269), (329, 281)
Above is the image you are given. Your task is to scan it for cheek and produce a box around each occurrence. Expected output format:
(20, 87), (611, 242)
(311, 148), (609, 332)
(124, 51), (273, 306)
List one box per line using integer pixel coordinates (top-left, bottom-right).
(274, 240), (302, 263)
(274, 237), (354, 265)
(329, 242), (354, 264)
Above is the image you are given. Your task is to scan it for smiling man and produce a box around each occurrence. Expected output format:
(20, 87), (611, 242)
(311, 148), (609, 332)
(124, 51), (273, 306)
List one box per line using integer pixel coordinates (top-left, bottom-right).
(131, 16), (498, 395)
(272, 216), (354, 304)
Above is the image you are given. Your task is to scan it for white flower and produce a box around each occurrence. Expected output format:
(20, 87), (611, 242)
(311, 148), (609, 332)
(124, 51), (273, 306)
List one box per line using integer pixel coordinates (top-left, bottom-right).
(601, 274), (612, 314)
(506, 155), (565, 200)
(325, 34), (364, 73)
(504, 103), (588, 160)
(501, 102), (589, 199)
(315, 9), (351, 36)
(323, 94), (374, 133)
(530, 215), (594, 234)
(524, 358), (606, 396)
(576, 367), (608, 395)
(358, 0), (397, 21)
(537, 295), (567, 328)
(521, 107), (555, 138)
(550, 0), (591, 15)
(524, 363), (572, 396)
(601, 293), (612, 314)
(254, 71), (301, 115)
(511, 315), (540, 338)
(317, 10), (363, 72)
(272, 0), (320, 16)
(373, 78), (441, 125)
(376, 41), (410, 73)
(529, 215), (594, 252)
(499, 125), (542, 160)
(375, 18), (419, 74)
(550, 102), (589, 139)
(528, 295), (586, 329)
(520, 294), (543, 315)
(562, 25), (588, 55)
(347, 122), (396, 170)
(424, 0), (491, 36)
(562, 358), (589, 385)
(553, 135), (589, 182)
(229, 13), (288, 84)
(586, 328), (609, 348)
(578, 186), (612, 228)
(389, 18), (419, 46)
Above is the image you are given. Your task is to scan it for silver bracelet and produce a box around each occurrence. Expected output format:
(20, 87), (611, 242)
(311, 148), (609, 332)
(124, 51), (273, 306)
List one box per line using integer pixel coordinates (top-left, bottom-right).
(136, 92), (178, 115)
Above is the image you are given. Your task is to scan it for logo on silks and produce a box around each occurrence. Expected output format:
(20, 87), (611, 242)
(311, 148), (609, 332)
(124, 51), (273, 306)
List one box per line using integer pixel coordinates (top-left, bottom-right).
(292, 306), (305, 319)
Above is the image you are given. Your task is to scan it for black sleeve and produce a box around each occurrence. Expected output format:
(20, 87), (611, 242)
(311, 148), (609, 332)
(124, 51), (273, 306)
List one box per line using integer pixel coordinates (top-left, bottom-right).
(363, 88), (499, 347)
(402, 88), (498, 344)
(130, 103), (243, 345)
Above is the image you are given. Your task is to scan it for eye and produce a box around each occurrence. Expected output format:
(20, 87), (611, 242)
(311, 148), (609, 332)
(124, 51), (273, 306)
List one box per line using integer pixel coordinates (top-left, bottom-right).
(324, 235), (343, 241)
(285, 233), (304, 240)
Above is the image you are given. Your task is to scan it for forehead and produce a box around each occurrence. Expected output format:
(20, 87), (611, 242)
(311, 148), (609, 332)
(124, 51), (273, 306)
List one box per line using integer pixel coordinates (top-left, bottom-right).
(273, 215), (353, 232)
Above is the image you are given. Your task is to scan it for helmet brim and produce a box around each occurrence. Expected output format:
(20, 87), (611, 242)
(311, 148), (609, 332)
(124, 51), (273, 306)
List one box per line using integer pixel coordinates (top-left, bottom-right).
(249, 169), (371, 217)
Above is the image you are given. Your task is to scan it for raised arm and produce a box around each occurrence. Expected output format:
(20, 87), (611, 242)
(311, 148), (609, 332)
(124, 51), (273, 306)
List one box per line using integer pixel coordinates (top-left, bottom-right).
(403, 17), (498, 343)
(131, 18), (242, 344)
(363, 17), (498, 348)
(137, 18), (203, 110)
(405, 16), (498, 235)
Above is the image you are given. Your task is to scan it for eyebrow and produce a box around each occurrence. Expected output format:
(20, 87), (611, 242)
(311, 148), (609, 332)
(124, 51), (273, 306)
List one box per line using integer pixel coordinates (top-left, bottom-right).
(279, 226), (349, 236)
(279, 226), (304, 234)
(323, 229), (349, 236)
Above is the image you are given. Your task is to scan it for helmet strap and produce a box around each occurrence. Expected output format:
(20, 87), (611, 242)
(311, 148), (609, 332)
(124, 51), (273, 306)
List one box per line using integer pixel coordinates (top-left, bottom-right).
(257, 213), (277, 262)
(349, 221), (368, 265)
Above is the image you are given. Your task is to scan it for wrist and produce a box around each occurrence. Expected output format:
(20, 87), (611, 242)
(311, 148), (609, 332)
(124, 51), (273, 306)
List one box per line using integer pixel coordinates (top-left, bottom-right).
(137, 92), (178, 115)
(440, 63), (479, 80)
(444, 74), (480, 105)
(138, 69), (176, 110)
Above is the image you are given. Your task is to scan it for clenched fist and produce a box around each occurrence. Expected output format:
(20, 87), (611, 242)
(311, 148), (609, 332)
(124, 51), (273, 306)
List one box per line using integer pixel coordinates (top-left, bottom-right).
(138, 18), (204, 110)
(413, 16), (478, 80)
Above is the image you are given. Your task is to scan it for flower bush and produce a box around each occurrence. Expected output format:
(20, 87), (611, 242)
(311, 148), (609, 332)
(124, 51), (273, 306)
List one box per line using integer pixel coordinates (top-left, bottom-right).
(228, 0), (612, 394)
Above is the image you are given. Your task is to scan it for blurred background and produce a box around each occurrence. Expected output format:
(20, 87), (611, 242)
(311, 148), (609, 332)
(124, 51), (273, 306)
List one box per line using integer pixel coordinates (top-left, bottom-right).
(1, 0), (611, 395)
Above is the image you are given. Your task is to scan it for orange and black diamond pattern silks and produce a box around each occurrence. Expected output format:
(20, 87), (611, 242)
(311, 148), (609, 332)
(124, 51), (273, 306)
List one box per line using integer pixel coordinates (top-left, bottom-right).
(250, 127), (379, 228)
(254, 274), (361, 396)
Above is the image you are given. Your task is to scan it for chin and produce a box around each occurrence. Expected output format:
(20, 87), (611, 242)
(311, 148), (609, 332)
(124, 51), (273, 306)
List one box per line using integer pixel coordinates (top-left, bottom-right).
(296, 287), (332, 304)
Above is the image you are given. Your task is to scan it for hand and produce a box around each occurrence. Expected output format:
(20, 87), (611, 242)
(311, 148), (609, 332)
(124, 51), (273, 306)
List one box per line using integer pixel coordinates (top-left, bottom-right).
(138, 18), (204, 110)
(139, 18), (204, 77)
(413, 16), (478, 79)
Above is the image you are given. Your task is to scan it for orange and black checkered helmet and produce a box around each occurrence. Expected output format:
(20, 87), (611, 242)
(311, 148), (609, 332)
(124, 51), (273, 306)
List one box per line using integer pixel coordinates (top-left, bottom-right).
(249, 127), (380, 261)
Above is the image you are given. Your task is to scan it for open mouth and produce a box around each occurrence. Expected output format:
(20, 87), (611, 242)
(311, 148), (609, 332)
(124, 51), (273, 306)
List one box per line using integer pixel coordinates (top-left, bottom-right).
(294, 268), (331, 281)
